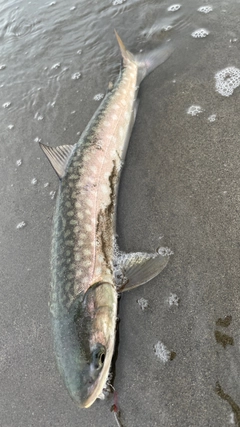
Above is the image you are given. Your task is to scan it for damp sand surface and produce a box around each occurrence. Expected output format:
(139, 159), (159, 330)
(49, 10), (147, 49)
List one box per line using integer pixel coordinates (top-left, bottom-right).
(1, 0), (240, 426)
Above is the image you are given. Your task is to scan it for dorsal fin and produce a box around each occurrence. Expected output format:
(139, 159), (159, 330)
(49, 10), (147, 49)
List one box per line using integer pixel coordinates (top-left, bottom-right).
(39, 142), (76, 179)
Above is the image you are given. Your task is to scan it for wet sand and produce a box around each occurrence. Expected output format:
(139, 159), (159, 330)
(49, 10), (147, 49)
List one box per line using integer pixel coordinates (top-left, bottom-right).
(1, 0), (240, 426)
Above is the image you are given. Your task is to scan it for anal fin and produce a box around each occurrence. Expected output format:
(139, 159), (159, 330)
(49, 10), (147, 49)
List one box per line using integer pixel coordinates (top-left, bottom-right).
(114, 248), (171, 292)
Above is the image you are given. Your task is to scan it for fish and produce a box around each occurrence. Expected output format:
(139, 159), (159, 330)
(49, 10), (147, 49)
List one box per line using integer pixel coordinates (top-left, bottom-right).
(40, 31), (172, 409)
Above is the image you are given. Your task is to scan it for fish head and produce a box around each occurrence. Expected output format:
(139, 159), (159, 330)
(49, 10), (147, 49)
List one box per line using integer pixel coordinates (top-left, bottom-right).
(53, 281), (117, 408)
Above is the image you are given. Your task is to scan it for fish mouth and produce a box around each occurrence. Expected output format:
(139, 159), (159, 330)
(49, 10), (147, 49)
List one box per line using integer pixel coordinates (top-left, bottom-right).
(76, 353), (113, 408)
(64, 363), (107, 409)
(79, 375), (107, 408)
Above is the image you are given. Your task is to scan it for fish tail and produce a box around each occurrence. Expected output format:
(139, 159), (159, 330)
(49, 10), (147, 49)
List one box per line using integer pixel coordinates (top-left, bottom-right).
(115, 30), (173, 84)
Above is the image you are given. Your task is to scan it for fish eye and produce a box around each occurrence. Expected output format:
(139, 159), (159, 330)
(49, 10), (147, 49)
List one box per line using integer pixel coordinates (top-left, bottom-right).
(100, 352), (105, 364)
(92, 345), (106, 370)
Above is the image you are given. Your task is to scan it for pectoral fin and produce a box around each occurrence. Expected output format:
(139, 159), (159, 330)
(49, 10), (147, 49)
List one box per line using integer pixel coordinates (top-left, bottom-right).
(39, 142), (76, 178)
(114, 249), (170, 292)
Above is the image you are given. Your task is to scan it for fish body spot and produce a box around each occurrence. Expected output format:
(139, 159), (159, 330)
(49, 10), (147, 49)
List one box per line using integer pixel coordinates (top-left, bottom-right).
(98, 254), (104, 263)
(86, 199), (94, 207)
(95, 267), (102, 276)
(85, 223), (92, 232)
(83, 249), (91, 256)
(119, 126), (124, 137)
(100, 184), (109, 194)
(110, 149), (116, 159)
(110, 135), (117, 143)
(77, 212), (84, 220)
(83, 260), (92, 267)
(70, 219), (78, 225)
(76, 269), (82, 277)
(65, 282), (72, 292)
(66, 240), (74, 246)
(90, 165), (97, 174)
(104, 171), (110, 179)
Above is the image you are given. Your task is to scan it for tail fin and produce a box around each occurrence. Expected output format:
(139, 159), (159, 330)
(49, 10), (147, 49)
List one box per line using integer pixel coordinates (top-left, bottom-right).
(115, 30), (173, 84)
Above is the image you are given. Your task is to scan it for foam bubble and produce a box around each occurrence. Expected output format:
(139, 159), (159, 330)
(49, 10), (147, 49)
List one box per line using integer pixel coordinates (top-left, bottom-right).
(158, 247), (174, 256)
(187, 105), (203, 116)
(50, 190), (56, 199)
(71, 72), (81, 80)
(16, 159), (22, 167)
(34, 137), (41, 143)
(215, 66), (240, 97)
(167, 293), (180, 306)
(191, 29), (209, 38)
(51, 63), (61, 69)
(137, 297), (149, 310)
(3, 102), (11, 108)
(16, 221), (26, 229)
(198, 6), (213, 14)
(113, 0), (126, 4)
(34, 112), (43, 120)
(167, 4), (181, 12)
(93, 93), (104, 101)
(208, 114), (216, 122)
(154, 341), (171, 363)
(163, 25), (173, 31)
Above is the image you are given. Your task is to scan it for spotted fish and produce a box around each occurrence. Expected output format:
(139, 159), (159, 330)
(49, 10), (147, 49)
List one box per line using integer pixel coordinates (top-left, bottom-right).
(40, 32), (172, 408)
